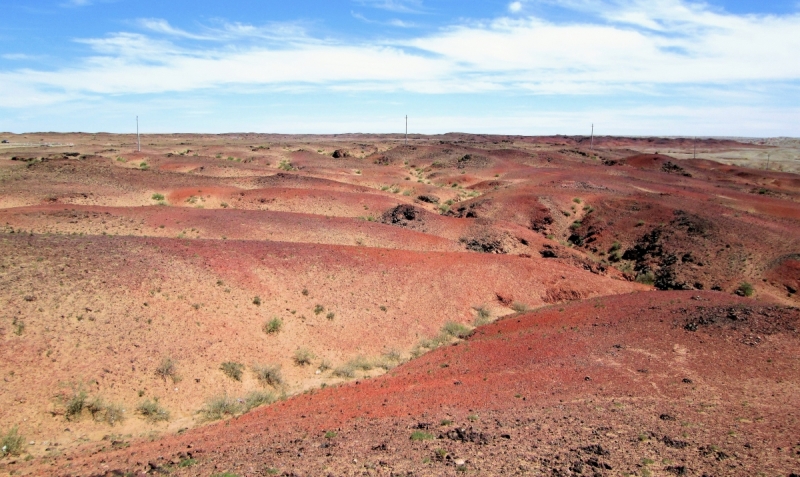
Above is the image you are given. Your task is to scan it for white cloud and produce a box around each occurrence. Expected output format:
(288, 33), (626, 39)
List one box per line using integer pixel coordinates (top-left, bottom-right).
(508, 2), (523, 13)
(2, 0), (800, 108)
(354, 0), (425, 14)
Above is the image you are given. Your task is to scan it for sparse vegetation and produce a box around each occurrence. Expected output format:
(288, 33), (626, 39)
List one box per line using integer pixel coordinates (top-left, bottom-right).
(474, 305), (491, 325)
(243, 390), (276, 411)
(64, 387), (88, 421)
(155, 357), (180, 383)
(151, 193), (165, 201)
(511, 302), (529, 313)
(736, 282), (755, 297)
(252, 363), (283, 387)
(326, 311), (335, 320)
(137, 398), (170, 422)
(0, 427), (25, 457)
(220, 361), (245, 381)
(263, 317), (283, 334)
(313, 304), (325, 315)
(86, 397), (125, 426)
(252, 296), (261, 306)
(410, 430), (435, 441)
(277, 159), (293, 171)
(293, 348), (314, 366)
(636, 271), (656, 286)
(200, 394), (240, 421)
(442, 321), (471, 339)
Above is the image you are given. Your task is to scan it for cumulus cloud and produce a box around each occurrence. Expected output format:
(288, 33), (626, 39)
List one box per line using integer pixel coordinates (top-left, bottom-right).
(2, 0), (800, 107)
(508, 2), (523, 13)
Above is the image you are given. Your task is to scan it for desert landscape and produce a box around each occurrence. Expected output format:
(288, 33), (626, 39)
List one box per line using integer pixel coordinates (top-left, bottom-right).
(0, 132), (799, 476)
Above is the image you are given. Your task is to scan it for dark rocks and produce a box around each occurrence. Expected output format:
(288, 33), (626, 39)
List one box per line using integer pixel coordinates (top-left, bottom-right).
(416, 194), (440, 204)
(662, 436), (690, 449)
(331, 149), (350, 158)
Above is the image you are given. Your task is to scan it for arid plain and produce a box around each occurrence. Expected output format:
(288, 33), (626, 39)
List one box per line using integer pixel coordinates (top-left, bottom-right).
(1, 132), (799, 476)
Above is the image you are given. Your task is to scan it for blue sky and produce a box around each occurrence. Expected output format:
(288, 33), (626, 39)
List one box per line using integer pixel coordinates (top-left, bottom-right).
(1, 0), (799, 135)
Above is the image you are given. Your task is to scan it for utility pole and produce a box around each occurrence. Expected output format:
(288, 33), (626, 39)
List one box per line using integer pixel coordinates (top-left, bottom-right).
(590, 124), (594, 150)
(405, 115), (408, 145)
(693, 137), (696, 160)
(136, 116), (141, 152)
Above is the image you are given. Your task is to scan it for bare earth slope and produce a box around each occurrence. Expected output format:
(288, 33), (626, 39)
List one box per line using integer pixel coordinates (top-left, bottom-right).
(1, 133), (799, 476)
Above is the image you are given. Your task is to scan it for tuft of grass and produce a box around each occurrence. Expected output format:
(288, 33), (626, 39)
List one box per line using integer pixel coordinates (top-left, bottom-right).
(252, 363), (283, 387)
(252, 296), (261, 306)
(64, 387), (88, 421)
(137, 398), (170, 422)
(737, 282), (755, 297)
(324, 430), (337, 439)
(511, 302), (529, 313)
(293, 348), (314, 366)
(332, 364), (356, 378)
(243, 390), (276, 411)
(277, 159), (293, 171)
(474, 305), (491, 322)
(263, 317), (282, 334)
(442, 321), (471, 339)
(573, 197), (581, 203)
(179, 458), (198, 468)
(200, 394), (241, 421)
(410, 431), (435, 441)
(151, 193), (165, 201)
(86, 397), (125, 426)
(326, 311), (335, 320)
(220, 361), (245, 381)
(313, 304), (325, 315)
(155, 357), (180, 383)
(635, 271), (656, 286)
(0, 427), (25, 457)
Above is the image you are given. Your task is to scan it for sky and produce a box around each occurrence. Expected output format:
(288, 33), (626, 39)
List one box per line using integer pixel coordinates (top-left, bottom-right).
(1, 0), (799, 136)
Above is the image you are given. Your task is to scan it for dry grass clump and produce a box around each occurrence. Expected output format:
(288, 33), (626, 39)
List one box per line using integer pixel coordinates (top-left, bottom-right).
(137, 398), (170, 422)
(155, 357), (180, 383)
(220, 361), (244, 381)
(1, 427), (25, 457)
(411, 322), (473, 358)
(252, 363), (283, 387)
(293, 348), (314, 366)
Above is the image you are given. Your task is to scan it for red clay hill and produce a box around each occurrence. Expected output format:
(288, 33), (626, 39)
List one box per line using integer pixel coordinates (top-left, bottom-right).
(0, 133), (798, 476)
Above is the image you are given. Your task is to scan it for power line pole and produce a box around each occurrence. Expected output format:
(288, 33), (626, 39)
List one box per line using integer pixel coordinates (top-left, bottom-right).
(693, 137), (696, 160)
(136, 116), (141, 152)
(405, 115), (408, 145)
(590, 124), (594, 150)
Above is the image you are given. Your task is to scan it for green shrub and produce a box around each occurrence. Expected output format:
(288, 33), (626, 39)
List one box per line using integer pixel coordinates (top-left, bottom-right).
(155, 357), (180, 383)
(410, 430), (435, 441)
(151, 193), (165, 201)
(441, 322), (471, 339)
(86, 397), (125, 426)
(635, 271), (656, 286)
(737, 282), (755, 297)
(609, 241), (621, 252)
(0, 427), (25, 457)
(244, 390), (276, 411)
(511, 302), (529, 313)
(293, 348), (314, 366)
(313, 304), (324, 315)
(253, 296), (261, 306)
(324, 430), (337, 439)
(263, 317), (282, 334)
(252, 363), (283, 387)
(137, 399), (170, 422)
(326, 311), (335, 320)
(200, 395), (240, 421)
(277, 159), (293, 171)
(220, 361), (244, 381)
(65, 388), (87, 421)
(332, 364), (356, 378)
(573, 197), (581, 203)
(179, 458), (198, 467)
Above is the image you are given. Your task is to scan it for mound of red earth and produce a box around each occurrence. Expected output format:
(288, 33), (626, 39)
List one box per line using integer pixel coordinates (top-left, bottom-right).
(14, 291), (799, 476)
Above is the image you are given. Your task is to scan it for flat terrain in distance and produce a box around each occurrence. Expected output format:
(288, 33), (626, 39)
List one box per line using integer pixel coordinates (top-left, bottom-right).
(0, 132), (798, 476)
